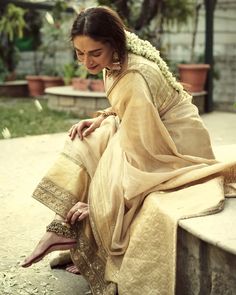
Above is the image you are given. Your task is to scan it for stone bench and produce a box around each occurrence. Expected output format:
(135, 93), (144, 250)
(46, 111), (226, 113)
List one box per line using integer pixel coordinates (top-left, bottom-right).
(176, 144), (236, 294)
(45, 86), (109, 118)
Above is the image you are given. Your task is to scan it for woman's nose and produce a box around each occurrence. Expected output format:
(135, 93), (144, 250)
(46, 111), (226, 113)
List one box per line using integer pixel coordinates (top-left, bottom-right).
(84, 55), (93, 67)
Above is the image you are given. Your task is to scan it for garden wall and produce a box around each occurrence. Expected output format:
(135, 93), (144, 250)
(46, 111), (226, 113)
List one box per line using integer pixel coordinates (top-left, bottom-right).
(16, 50), (72, 76)
(163, 0), (236, 112)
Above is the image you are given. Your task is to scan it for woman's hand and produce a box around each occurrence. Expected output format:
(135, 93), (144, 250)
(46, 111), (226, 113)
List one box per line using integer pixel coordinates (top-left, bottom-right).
(66, 202), (89, 225)
(68, 116), (105, 140)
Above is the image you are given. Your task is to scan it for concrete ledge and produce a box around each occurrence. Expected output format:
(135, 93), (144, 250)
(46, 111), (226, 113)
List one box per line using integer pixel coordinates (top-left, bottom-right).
(179, 198), (236, 255)
(177, 144), (236, 294)
(176, 225), (236, 295)
(179, 144), (236, 255)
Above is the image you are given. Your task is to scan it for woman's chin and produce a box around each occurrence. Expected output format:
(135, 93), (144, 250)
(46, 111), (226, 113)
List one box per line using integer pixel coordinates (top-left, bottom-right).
(87, 66), (102, 75)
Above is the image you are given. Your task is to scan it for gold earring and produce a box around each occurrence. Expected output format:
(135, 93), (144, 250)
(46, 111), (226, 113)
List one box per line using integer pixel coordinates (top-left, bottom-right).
(112, 52), (121, 71)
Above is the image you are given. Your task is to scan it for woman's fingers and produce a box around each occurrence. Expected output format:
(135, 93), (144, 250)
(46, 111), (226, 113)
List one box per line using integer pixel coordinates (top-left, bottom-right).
(69, 208), (88, 224)
(82, 122), (97, 137)
(68, 124), (78, 140)
(83, 117), (104, 137)
(77, 121), (91, 139)
(66, 203), (79, 222)
(66, 202), (89, 224)
(70, 126), (79, 140)
(69, 116), (104, 141)
(70, 210), (82, 225)
(69, 121), (94, 140)
(78, 209), (89, 221)
(66, 208), (74, 223)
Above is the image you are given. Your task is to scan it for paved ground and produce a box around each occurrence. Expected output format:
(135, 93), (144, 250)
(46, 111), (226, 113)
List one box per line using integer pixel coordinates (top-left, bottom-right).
(0, 111), (236, 295)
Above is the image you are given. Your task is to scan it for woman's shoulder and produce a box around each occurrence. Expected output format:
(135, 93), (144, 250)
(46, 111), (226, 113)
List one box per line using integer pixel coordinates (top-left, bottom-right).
(125, 53), (167, 91)
(125, 53), (165, 92)
(127, 53), (160, 74)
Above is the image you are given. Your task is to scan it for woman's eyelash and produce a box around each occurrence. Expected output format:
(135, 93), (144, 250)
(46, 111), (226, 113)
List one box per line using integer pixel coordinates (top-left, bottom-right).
(75, 50), (101, 57)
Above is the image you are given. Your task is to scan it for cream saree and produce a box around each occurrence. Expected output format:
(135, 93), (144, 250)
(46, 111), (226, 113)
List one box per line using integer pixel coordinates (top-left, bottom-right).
(33, 53), (236, 295)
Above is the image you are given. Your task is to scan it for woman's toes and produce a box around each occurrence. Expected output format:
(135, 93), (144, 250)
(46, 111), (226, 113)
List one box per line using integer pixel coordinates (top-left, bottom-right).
(65, 264), (80, 274)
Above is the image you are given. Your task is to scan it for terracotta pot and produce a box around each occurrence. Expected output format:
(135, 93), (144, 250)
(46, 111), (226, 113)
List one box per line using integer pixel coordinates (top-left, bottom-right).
(178, 64), (210, 92)
(89, 79), (105, 92)
(26, 75), (44, 96)
(42, 76), (64, 89)
(72, 78), (90, 91)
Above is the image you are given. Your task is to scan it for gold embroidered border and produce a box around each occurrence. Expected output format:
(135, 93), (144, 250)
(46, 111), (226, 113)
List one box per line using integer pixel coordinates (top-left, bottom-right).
(71, 228), (117, 295)
(32, 177), (78, 217)
(32, 171), (117, 294)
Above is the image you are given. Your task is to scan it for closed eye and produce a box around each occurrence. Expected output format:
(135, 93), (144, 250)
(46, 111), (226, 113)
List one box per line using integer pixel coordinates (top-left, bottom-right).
(92, 52), (102, 57)
(74, 48), (102, 57)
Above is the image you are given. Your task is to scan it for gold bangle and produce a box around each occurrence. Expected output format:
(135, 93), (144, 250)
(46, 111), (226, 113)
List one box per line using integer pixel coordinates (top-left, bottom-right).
(101, 111), (117, 118)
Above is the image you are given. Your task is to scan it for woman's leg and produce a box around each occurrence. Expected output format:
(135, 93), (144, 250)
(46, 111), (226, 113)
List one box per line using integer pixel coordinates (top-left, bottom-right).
(21, 117), (118, 268)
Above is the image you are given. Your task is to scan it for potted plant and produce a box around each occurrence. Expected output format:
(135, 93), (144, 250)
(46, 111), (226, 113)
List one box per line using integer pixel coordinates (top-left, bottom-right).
(89, 71), (104, 92)
(62, 62), (76, 86)
(27, 1), (70, 95)
(72, 64), (91, 91)
(177, 1), (210, 93)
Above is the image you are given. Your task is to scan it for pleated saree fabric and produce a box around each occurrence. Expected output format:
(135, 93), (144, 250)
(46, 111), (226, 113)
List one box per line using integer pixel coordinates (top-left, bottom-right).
(33, 53), (236, 295)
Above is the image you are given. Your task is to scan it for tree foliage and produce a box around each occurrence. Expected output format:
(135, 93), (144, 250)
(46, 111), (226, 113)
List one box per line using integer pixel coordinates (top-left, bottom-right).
(98, 0), (194, 48)
(0, 3), (27, 74)
(0, 3), (26, 41)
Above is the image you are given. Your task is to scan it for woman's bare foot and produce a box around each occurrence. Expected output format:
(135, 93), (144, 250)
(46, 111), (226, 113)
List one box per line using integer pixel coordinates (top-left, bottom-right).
(65, 264), (81, 275)
(49, 251), (80, 274)
(21, 231), (76, 268)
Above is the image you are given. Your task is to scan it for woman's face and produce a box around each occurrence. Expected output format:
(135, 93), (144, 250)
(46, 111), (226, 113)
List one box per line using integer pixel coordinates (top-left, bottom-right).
(73, 35), (113, 75)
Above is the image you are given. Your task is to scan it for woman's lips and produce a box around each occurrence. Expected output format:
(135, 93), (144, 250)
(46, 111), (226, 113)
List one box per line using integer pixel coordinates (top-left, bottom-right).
(88, 65), (98, 70)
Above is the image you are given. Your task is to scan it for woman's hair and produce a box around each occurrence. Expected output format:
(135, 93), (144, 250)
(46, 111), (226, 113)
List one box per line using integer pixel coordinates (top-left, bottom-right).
(70, 6), (127, 62)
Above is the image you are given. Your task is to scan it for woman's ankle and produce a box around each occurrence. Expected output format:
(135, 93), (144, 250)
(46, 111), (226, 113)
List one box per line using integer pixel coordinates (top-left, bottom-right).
(46, 219), (77, 239)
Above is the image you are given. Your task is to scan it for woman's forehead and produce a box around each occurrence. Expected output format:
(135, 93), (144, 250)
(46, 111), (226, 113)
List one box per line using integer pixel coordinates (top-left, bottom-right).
(73, 35), (108, 52)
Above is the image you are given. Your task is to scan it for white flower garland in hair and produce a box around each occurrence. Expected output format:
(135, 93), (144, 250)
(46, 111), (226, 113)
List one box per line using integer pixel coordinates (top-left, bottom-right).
(125, 31), (184, 93)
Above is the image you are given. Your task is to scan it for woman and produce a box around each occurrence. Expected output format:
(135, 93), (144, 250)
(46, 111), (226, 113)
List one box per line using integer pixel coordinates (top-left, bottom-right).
(21, 6), (236, 295)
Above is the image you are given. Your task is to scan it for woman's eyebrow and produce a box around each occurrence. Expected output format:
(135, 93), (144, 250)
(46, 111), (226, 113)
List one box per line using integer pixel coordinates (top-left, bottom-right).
(74, 47), (103, 53)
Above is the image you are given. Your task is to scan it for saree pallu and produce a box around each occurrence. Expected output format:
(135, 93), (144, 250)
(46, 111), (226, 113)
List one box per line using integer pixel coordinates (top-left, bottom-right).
(32, 54), (236, 294)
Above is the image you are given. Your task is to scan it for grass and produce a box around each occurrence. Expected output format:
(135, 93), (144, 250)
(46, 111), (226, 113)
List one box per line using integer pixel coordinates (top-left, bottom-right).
(0, 97), (80, 139)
